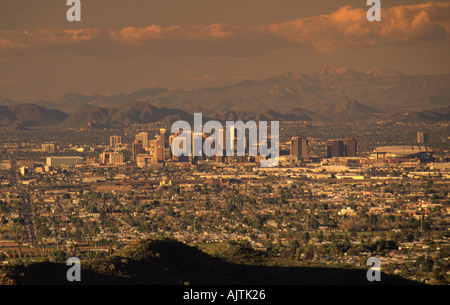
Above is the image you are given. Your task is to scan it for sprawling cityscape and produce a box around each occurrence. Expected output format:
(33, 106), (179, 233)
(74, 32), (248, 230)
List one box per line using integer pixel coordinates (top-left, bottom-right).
(0, 119), (449, 285)
(1, 0), (449, 291)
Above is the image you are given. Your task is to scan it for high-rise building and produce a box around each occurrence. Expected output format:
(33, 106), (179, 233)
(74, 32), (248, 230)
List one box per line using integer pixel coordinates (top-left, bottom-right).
(136, 154), (153, 168)
(20, 166), (29, 176)
(160, 128), (167, 148)
(290, 136), (308, 160)
(344, 138), (357, 157)
(110, 135), (122, 149)
(168, 133), (176, 157)
(135, 132), (149, 148)
(109, 152), (124, 165)
(218, 128), (226, 153)
(417, 132), (428, 144)
(100, 152), (112, 164)
(227, 125), (236, 154)
(132, 140), (144, 161)
(192, 131), (204, 157)
(326, 139), (344, 158)
(155, 146), (165, 162)
(42, 143), (55, 153)
(100, 152), (124, 165)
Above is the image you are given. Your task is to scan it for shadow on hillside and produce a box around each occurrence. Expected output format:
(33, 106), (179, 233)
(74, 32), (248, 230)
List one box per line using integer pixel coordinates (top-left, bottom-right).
(3, 239), (420, 285)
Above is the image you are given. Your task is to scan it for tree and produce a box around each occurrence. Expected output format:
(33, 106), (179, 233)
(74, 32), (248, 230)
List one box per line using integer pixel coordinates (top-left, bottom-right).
(416, 255), (434, 273)
(49, 249), (67, 264)
(289, 239), (300, 252)
(317, 231), (324, 243)
(303, 245), (315, 260)
(303, 232), (310, 244)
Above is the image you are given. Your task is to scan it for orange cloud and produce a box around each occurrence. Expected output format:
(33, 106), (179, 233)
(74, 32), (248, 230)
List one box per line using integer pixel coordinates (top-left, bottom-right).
(0, 1), (448, 56)
(0, 28), (101, 51)
(266, 2), (450, 53)
(109, 23), (241, 43)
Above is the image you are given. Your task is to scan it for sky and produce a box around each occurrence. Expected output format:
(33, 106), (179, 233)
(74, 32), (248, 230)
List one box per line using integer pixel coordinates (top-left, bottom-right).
(0, 0), (449, 102)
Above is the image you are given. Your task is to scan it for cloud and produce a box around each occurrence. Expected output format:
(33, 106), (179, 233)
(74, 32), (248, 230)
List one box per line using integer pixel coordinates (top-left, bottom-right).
(108, 24), (239, 44)
(0, 28), (101, 51)
(265, 2), (450, 53)
(0, 1), (448, 57)
(107, 23), (289, 57)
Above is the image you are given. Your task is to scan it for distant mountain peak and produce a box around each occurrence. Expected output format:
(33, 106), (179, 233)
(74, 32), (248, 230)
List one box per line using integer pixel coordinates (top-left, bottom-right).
(314, 66), (362, 79)
(319, 66), (351, 74)
(366, 67), (403, 77)
(335, 99), (375, 112)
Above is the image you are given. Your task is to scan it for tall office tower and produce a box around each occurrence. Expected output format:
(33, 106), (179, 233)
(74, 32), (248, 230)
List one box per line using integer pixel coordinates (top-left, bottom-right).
(417, 132), (428, 144)
(20, 166), (29, 176)
(206, 128), (226, 156)
(190, 130), (202, 157)
(155, 146), (165, 162)
(192, 132), (207, 158)
(326, 139), (344, 158)
(204, 128), (225, 156)
(160, 128), (167, 148)
(135, 132), (149, 148)
(132, 140), (144, 161)
(110, 135), (122, 149)
(170, 131), (190, 157)
(290, 136), (309, 160)
(168, 134), (176, 156)
(344, 138), (357, 157)
(227, 125), (236, 154)
(100, 152), (112, 164)
(41, 143), (55, 153)
(218, 128), (226, 155)
(109, 152), (124, 165)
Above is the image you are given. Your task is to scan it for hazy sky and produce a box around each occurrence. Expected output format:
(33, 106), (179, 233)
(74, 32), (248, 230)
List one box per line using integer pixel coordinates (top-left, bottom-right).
(1, 0), (449, 101)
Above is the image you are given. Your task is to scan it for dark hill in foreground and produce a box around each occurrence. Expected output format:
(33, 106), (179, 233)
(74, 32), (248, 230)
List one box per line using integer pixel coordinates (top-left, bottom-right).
(0, 238), (420, 285)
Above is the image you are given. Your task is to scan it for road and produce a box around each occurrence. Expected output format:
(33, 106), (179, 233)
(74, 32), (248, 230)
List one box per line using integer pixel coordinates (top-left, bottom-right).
(8, 156), (37, 246)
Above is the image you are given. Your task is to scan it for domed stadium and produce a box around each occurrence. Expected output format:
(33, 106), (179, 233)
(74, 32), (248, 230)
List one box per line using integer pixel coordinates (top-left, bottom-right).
(370, 145), (434, 161)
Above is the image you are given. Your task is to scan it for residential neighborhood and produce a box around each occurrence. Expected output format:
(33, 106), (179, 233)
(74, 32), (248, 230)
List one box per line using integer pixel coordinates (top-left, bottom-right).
(0, 120), (449, 284)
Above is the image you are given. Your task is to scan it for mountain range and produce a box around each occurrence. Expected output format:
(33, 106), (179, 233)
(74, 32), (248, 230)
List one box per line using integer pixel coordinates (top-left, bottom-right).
(0, 103), (68, 130)
(0, 100), (448, 130)
(58, 100), (194, 129)
(0, 68), (449, 128)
